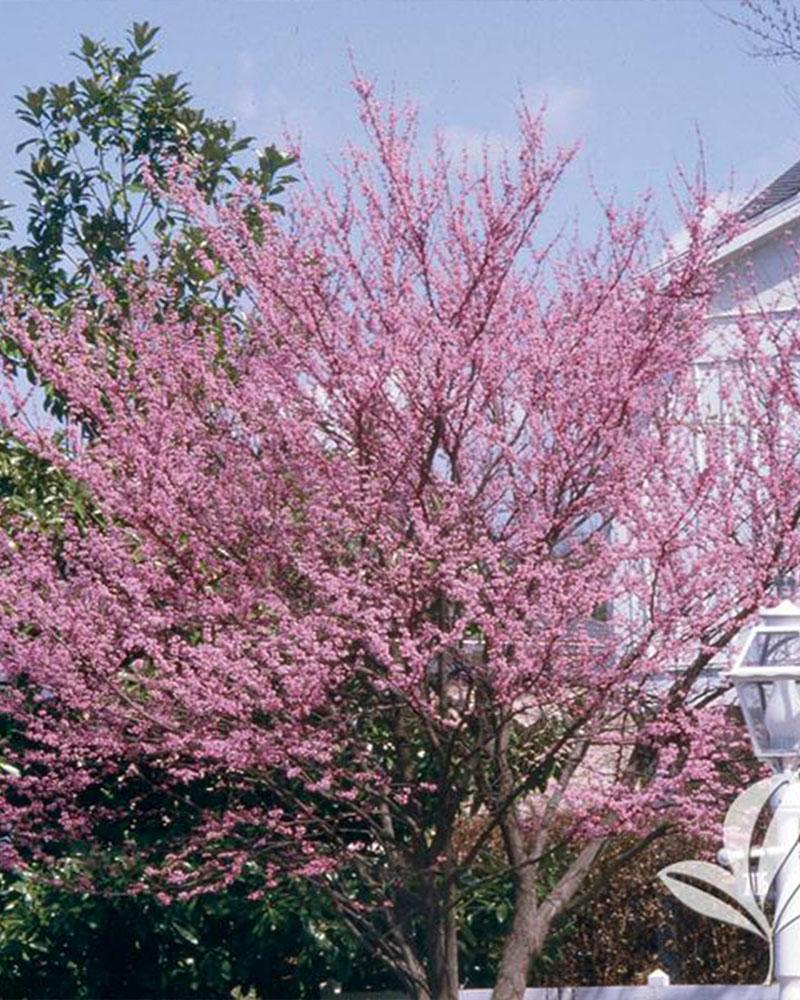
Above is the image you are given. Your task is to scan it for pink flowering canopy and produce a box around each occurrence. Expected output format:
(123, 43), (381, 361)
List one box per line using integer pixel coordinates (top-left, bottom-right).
(2, 82), (800, 997)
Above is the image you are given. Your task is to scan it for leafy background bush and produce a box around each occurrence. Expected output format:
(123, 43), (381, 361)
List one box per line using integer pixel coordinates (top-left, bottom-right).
(0, 834), (767, 998)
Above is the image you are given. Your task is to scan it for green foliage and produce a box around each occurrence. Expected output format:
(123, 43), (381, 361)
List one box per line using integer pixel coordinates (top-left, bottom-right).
(0, 21), (296, 532)
(0, 200), (12, 244)
(1, 21), (296, 309)
(0, 26), (328, 1000)
(0, 868), (398, 999)
(0, 435), (99, 533)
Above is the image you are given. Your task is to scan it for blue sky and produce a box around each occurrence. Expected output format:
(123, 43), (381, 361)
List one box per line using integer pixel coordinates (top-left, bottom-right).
(2, 1), (800, 240)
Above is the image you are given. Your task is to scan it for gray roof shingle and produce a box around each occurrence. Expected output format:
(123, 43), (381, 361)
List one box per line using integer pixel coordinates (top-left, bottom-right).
(740, 157), (800, 222)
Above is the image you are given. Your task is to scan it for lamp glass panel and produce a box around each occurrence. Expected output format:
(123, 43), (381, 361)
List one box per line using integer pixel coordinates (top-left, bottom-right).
(744, 631), (800, 667)
(737, 679), (800, 755)
(738, 680), (772, 755)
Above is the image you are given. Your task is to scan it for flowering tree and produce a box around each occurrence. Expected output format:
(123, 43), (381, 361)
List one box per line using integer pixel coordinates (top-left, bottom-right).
(1, 82), (799, 1000)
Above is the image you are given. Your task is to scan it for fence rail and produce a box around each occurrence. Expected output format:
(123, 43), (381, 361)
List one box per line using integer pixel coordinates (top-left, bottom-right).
(461, 988), (778, 1000)
(334, 987), (778, 1000)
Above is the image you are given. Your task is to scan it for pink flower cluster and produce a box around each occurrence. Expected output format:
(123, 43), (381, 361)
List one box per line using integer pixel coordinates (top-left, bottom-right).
(0, 82), (796, 929)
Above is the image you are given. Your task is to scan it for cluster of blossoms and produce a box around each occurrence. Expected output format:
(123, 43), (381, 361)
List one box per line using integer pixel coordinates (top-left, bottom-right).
(1, 82), (799, 999)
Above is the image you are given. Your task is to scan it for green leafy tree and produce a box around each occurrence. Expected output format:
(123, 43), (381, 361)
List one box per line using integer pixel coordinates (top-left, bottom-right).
(1, 21), (295, 308)
(0, 25), (313, 998)
(0, 22), (296, 531)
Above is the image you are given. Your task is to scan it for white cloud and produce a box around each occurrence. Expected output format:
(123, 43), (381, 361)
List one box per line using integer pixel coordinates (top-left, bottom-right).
(438, 124), (515, 169)
(234, 51), (258, 123)
(256, 86), (325, 156)
(436, 78), (589, 172)
(523, 77), (591, 143)
(231, 51), (323, 152)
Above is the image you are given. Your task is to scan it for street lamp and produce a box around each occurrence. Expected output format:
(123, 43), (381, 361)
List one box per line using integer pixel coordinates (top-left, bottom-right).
(730, 599), (800, 1000)
(731, 599), (800, 770)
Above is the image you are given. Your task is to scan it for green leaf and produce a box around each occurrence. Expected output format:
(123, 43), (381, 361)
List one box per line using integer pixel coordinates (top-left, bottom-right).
(79, 34), (97, 59)
(132, 21), (159, 50)
(174, 923), (200, 946)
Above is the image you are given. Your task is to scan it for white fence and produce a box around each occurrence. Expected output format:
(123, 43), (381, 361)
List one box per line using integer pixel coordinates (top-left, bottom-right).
(335, 987), (777, 1000)
(460, 987), (777, 1000)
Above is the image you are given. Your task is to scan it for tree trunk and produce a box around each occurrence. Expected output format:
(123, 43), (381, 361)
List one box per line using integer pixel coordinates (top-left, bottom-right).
(491, 877), (548, 1000)
(492, 839), (605, 1000)
(424, 875), (460, 1000)
(382, 897), (435, 1000)
(393, 946), (434, 1000)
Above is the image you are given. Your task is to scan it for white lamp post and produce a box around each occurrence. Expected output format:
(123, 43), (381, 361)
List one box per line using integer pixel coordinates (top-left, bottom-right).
(730, 599), (800, 999)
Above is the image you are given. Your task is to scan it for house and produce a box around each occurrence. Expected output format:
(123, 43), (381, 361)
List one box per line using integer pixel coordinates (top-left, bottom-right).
(711, 158), (800, 329)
